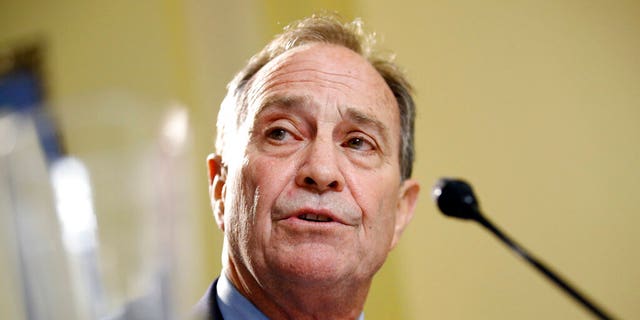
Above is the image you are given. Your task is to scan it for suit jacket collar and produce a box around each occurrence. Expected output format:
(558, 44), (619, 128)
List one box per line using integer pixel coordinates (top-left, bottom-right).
(192, 278), (224, 320)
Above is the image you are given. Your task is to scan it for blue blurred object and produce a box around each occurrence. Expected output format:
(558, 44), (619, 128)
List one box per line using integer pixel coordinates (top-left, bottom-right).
(0, 68), (43, 112)
(0, 65), (64, 163)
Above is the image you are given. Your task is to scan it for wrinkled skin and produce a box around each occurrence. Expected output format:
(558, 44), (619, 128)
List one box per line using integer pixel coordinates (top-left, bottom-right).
(208, 43), (420, 319)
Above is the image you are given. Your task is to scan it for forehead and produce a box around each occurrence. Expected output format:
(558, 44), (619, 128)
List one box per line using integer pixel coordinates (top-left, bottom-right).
(247, 43), (399, 121)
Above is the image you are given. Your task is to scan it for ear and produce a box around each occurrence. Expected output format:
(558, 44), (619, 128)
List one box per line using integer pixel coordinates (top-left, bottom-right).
(207, 153), (226, 231)
(390, 178), (420, 250)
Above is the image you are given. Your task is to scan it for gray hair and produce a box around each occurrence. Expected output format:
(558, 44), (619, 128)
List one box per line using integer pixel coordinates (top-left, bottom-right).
(216, 14), (416, 180)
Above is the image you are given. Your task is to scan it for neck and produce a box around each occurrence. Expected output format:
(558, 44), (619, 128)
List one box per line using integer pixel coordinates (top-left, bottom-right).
(224, 258), (369, 320)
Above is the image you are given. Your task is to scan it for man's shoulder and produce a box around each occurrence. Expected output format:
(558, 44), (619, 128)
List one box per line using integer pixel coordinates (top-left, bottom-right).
(190, 278), (223, 320)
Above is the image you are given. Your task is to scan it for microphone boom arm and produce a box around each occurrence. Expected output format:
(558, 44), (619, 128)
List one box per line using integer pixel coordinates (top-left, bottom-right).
(476, 214), (613, 320)
(433, 178), (615, 320)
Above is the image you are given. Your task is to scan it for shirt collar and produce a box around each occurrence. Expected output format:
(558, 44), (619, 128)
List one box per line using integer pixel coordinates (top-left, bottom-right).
(216, 273), (365, 320)
(216, 273), (269, 320)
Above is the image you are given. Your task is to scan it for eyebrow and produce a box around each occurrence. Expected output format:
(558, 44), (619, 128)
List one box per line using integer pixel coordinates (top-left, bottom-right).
(342, 107), (389, 137)
(255, 95), (312, 117)
(256, 94), (391, 147)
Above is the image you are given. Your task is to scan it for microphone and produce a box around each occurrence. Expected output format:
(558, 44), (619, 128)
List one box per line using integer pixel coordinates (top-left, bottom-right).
(432, 178), (615, 320)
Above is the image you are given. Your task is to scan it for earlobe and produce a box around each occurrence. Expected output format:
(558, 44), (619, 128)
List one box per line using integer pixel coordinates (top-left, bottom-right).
(207, 153), (226, 231)
(390, 179), (420, 250)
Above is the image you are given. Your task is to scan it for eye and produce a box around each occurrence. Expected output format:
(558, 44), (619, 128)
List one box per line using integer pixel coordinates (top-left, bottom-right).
(343, 136), (375, 151)
(267, 128), (288, 141)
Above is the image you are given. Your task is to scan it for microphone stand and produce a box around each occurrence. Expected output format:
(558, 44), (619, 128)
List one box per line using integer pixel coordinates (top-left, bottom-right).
(433, 178), (615, 320)
(475, 214), (613, 320)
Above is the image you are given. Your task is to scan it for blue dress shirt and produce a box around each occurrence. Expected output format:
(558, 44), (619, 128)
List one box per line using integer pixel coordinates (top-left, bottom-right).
(216, 274), (365, 320)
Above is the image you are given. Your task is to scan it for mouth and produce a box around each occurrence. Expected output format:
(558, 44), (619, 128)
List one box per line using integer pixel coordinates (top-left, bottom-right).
(297, 213), (333, 222)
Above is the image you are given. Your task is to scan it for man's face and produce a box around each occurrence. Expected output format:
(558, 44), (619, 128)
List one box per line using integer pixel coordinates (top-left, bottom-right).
(214, 43), (419, 289)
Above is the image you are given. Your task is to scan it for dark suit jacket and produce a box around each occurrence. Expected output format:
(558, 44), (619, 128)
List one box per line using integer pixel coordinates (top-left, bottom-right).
(192, 278), (224, 320)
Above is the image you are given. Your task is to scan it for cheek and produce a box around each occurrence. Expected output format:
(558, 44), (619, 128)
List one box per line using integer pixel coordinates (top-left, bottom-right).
(224, 159), (273, 265)
(243, 154), (297, 224)
(352, 170), (400, 238)
(224, 165), (254, 236)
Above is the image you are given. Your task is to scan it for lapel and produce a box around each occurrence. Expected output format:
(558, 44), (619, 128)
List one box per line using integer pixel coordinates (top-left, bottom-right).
(192, 278), (224, 320)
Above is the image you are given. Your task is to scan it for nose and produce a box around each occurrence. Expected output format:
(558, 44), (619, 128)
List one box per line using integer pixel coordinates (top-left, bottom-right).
(295, 139), (345, 193)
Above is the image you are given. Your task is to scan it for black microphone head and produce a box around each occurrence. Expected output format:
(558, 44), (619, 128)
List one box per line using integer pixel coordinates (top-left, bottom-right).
(432, 178), (481, 220)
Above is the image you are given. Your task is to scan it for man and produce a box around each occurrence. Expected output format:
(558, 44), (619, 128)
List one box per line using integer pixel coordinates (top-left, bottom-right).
(195, 14), (420, 320)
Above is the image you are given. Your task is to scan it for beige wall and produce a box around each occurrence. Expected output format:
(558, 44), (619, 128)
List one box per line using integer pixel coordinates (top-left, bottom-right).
(1, 0), (639, 319)
(359, 1), (640, 319)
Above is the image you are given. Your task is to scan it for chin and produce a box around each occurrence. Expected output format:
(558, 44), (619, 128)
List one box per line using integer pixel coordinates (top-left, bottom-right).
(268, 244), (357, 285)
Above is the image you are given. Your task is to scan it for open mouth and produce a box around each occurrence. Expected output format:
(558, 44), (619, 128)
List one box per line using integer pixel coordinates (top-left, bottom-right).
(298, 213), (333, 222)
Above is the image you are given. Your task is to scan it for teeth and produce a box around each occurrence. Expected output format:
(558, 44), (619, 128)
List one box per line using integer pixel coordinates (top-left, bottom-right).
(299, 213), (332, 222)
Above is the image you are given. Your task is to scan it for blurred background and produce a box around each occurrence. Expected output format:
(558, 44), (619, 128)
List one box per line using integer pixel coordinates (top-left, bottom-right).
(1, 0), (639, 319)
